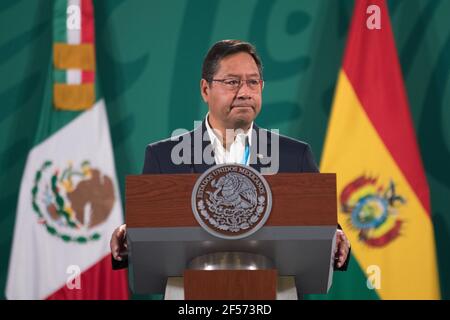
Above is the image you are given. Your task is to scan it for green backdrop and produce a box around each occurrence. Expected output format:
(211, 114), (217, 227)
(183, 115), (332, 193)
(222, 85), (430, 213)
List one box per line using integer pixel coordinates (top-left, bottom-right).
(0, 0), (449, 299)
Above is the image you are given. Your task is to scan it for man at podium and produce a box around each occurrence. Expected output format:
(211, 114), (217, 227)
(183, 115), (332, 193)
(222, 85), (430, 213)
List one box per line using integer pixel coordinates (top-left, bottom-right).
(110, 40), (350, 281)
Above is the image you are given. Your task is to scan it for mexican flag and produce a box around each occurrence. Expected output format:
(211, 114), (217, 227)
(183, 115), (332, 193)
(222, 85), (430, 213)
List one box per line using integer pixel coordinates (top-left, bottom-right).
(5, 0), (128, 299)
(319, 0), (440, 299)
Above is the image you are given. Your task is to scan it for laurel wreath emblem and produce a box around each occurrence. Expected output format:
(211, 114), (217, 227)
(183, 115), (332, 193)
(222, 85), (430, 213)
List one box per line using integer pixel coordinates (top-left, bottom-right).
(31, 160), (101, 244)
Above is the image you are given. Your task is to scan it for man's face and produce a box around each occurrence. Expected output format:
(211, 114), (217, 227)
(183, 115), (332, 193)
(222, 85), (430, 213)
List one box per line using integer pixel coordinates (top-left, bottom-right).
(200, 52), (262, 130)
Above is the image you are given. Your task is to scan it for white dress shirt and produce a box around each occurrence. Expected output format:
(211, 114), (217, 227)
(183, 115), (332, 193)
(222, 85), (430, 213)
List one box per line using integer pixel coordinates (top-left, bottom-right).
(205, 114), (253, 165)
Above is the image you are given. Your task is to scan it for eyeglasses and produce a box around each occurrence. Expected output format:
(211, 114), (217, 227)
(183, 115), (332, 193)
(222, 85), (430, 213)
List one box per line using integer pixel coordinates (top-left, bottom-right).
(210, 78), (264, 91)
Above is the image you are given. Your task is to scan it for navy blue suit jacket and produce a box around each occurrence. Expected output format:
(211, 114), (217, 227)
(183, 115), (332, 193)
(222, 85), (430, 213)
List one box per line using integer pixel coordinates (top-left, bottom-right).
(143, 121), (319, 175)
(113, 121), (350, 271)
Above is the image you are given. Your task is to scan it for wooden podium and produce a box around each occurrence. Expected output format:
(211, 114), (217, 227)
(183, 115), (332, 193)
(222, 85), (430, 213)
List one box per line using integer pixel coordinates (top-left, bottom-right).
(126, 173), (337, 299)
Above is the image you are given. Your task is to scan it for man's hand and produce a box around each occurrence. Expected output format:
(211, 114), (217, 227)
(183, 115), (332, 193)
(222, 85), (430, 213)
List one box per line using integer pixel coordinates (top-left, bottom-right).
(110, 224), (127, 261)
(334, 229), (350, 269)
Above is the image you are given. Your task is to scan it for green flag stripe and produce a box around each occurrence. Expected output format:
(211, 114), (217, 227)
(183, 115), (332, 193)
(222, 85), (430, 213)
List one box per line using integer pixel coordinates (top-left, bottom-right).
(53, 0), (68, 43)
(53, 69), (66, 83)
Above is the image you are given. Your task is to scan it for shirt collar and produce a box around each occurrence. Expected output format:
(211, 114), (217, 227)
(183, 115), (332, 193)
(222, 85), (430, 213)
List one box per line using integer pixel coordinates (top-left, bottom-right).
(205, 113), (253, 148)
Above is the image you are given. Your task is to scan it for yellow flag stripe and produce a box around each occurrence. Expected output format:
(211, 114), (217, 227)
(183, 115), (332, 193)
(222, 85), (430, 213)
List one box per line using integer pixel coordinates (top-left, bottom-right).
(53, 83), (95, 111)
(53, 43), (96, 71)
(321, 71), (440, 299)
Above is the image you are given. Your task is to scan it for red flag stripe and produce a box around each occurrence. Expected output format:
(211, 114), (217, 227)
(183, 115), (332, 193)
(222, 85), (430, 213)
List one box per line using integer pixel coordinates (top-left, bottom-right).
(45, 254), (129, 300)
(81, 0), (95, 84)
(82, 70), (95, 83)
(81, 0), (94, 44)
(342, 0), (430, 214)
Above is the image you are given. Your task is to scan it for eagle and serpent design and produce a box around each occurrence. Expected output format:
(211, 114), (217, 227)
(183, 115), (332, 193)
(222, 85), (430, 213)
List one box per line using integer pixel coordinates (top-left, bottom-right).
(192, 165), (272, 239)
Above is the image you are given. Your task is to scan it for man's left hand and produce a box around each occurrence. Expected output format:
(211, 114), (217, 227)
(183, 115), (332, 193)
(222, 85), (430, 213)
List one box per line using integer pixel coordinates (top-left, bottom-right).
(334, 229), (350, 269)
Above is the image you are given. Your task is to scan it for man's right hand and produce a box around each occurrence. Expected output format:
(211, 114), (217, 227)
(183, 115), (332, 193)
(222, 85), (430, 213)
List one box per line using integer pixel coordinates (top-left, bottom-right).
(110, 224), (127, 261)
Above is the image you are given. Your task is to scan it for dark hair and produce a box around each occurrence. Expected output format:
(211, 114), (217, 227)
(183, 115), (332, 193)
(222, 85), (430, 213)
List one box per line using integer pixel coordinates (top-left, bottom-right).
(201, 40), (263, 82)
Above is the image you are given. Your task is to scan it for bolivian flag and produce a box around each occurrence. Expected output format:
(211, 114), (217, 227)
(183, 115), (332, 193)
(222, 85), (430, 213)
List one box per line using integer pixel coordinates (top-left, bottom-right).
(321, 0), (440, 299)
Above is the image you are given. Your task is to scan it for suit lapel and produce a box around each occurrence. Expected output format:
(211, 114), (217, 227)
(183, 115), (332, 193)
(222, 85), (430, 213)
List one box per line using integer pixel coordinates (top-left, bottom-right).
(191, 121), (215, 174)
(249, 124), (271, 173)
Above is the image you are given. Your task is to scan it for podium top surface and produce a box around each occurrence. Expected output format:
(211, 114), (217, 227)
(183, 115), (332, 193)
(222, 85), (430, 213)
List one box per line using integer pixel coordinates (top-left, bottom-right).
(126, 173), (337, 228)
